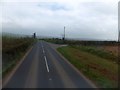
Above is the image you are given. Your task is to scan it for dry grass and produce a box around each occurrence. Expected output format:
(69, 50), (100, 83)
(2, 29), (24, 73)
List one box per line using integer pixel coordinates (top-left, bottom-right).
(57, 46), (118, 88)
(99, 45), (118, 56)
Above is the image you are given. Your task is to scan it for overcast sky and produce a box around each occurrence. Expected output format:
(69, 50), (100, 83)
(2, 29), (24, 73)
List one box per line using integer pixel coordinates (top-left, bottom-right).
(1, 0), (119, 41)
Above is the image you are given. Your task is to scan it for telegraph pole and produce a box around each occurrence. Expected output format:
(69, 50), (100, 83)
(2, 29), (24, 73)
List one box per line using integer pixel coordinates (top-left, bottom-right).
(62, 26), (66, 43)
(64, 26), (65, 40)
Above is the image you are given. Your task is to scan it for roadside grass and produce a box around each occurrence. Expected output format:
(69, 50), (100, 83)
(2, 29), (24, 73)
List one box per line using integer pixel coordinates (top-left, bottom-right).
(2, 35), (36, 77)
(57, 46), (118, 88)
(70, 45), (117, 63)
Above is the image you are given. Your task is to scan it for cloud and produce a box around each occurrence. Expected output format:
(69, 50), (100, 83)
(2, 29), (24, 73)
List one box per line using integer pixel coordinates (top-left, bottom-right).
(37, 2), (69, 11)
(1, 0), (118, 41)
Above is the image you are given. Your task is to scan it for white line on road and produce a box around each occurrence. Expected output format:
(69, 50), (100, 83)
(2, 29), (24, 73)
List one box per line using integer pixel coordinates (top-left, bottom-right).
(41, 42), (45, 53)
(44, 56), (49, 72)
(49, 78), (52, 80)
(43, 48), (45, 53)
(41, 42), (43, 47)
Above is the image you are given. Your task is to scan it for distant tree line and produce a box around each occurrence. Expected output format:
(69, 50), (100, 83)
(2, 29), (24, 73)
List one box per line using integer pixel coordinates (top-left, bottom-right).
(43, 38), (119, 46)
(65, 40), (119, 46)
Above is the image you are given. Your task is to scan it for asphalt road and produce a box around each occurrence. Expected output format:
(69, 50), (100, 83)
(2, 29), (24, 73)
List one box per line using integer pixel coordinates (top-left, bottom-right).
(3, 41), (96, 88)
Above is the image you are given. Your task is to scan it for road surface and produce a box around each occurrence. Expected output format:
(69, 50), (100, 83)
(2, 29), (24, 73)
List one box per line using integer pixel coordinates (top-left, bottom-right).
(3, 41), (96, 88)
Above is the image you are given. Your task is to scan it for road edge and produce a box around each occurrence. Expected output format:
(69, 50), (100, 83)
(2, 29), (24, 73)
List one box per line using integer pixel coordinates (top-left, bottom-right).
(2, 45), (33, 88)
(50, 45), (98, 88)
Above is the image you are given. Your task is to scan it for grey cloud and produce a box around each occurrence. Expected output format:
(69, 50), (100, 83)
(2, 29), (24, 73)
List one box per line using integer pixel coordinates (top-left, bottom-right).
(2, 1), (118, 41)
(37, 2), (69, 11)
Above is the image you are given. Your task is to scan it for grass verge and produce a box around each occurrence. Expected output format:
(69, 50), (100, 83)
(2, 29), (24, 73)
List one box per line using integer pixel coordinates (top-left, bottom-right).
(2, 35), (36, 77)
(71, 45), (117, 62)
(57, 46), (118, 88)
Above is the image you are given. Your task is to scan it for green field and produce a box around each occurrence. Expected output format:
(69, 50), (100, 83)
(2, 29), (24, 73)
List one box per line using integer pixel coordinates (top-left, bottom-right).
(2, 35), (35, 76)
(57, 45), (118, 88)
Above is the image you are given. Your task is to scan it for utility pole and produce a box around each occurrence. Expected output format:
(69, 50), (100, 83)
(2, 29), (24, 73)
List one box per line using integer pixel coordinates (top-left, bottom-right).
(64, 26), (65, 40)
(62, 26), (66, 43)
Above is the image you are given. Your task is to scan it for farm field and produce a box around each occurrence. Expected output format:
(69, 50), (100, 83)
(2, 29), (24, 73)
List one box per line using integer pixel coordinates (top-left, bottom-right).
(99, 45), (118, 56)
(57, 45), (118, 88)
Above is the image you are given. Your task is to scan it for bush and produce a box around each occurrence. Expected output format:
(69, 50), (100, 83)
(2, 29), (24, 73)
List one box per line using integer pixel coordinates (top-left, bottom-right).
(2, 35), (35, 76)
